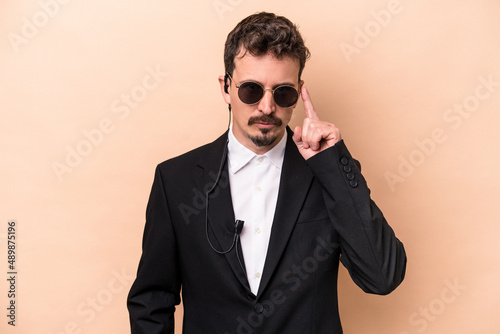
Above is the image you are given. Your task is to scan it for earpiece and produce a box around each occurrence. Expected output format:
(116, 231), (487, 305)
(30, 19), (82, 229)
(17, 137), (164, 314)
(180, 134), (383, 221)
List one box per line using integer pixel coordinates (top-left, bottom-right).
(224, 73), (230, 94)
(224, 73), (231, 112)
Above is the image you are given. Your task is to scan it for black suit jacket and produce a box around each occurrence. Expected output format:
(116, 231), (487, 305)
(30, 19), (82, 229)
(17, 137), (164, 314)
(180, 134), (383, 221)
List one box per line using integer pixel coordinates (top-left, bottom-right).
(127, 128), (406, 334)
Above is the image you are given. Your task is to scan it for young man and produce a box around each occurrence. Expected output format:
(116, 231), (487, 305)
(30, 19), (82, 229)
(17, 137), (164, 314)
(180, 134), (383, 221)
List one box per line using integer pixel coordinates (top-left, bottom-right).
(128, 12), (406, 334)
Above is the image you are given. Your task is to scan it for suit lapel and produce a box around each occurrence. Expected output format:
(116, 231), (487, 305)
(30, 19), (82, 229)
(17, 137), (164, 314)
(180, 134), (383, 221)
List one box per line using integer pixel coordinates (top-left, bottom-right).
(196, 132), (251, 292)
(257, 127), (313, 297)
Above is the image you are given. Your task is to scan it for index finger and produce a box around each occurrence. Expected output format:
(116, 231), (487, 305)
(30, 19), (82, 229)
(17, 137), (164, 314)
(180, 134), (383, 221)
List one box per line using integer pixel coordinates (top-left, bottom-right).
(301, 86), (319, 120)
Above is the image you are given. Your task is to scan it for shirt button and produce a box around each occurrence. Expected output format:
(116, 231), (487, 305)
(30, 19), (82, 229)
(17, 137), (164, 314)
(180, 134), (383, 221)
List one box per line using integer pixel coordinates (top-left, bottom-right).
(256, 186), (262, 192)
(258, 157), (264, 163)
(255, 272), (261, 278)
(255, 227), (261, 234)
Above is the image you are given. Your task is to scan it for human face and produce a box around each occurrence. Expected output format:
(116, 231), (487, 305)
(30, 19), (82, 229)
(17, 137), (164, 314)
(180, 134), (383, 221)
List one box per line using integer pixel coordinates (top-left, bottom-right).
(220, 52), (302, 154)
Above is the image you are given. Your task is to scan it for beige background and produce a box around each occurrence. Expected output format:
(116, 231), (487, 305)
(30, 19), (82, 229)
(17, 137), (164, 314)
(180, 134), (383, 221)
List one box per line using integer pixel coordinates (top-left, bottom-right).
(1, 0), (499, 333)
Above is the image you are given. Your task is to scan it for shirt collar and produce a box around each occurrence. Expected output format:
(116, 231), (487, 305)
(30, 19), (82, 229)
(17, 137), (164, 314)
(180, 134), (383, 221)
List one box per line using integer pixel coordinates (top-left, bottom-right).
(227, 126), (287, 174)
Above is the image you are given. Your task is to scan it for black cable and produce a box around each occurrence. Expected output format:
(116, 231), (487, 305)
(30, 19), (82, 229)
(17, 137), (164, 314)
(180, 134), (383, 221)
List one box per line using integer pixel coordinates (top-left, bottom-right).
(205, 104), (241, 254)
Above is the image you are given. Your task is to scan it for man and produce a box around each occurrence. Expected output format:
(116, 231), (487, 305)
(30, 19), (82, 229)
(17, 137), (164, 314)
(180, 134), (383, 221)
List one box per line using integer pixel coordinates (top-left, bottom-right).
(128, 12), (406, 334)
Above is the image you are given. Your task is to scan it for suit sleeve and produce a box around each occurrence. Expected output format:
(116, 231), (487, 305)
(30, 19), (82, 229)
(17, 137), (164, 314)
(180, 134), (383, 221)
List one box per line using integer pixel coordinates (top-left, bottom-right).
(306, 140), (406, 294)
(127, 165), (181, 333)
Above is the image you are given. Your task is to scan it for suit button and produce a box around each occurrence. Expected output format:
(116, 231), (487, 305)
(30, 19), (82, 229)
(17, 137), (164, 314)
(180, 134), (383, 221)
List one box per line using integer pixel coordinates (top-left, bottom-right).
(347, 173), (355, 180)
(350, 180), (358, 187)
(340, 157), (349, 165)
(254, 303), (264, 314)
(343, 165), (352, 173)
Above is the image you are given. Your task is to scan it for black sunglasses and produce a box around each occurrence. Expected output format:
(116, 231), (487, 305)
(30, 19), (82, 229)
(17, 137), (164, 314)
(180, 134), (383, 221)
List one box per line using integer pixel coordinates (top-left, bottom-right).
(226, 73), (300, 108)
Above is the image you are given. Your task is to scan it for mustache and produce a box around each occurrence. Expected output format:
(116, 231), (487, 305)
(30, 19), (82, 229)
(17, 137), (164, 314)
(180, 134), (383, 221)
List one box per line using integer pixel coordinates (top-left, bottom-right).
(248, 115), (283, 126)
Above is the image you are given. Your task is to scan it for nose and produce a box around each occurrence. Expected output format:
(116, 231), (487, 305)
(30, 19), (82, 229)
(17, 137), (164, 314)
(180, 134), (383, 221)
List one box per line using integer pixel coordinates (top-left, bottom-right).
(257, 89), (276, 115)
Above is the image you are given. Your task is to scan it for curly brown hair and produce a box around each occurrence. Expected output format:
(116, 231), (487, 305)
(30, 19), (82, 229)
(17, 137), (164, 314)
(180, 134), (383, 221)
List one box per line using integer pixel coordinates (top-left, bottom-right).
(224, 12), (310, 80)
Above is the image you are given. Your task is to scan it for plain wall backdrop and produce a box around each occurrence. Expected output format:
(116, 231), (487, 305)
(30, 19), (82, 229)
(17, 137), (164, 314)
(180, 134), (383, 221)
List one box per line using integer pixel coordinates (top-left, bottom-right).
(1, 0), (499, 333)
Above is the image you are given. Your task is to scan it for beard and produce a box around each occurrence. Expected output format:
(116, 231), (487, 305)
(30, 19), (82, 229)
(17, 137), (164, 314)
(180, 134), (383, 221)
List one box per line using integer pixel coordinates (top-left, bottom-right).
(247, 114), (283, 147)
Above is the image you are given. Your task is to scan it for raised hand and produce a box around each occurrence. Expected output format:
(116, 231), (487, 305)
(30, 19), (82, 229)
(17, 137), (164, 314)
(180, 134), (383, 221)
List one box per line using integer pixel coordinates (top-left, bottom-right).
(292, 86), (341, 160)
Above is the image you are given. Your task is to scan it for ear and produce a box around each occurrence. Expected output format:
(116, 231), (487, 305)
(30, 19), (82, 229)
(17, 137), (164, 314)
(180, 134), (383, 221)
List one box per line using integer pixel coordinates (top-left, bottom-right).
(291, 79), (305, 108)
(218, 75), (231, 105)
(299, 79), (304, 92)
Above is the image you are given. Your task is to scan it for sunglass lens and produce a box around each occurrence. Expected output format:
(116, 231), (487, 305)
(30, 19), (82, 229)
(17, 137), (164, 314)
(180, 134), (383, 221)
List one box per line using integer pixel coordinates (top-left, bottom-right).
(274, 86), (299, 108)
(238, 82), (263, 104)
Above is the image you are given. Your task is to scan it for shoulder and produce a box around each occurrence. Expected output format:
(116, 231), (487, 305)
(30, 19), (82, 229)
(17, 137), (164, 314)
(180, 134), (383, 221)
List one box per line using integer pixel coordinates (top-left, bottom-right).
(156, 132), (227, 174)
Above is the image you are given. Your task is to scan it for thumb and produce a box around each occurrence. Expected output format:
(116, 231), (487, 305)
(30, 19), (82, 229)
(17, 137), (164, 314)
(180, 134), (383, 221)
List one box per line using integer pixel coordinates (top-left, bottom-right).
(293, 125), (302, 144)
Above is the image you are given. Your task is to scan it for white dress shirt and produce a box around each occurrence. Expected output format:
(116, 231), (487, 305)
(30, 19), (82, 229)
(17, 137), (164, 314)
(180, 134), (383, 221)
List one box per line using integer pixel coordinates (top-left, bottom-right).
(227, 127), (286, 294)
